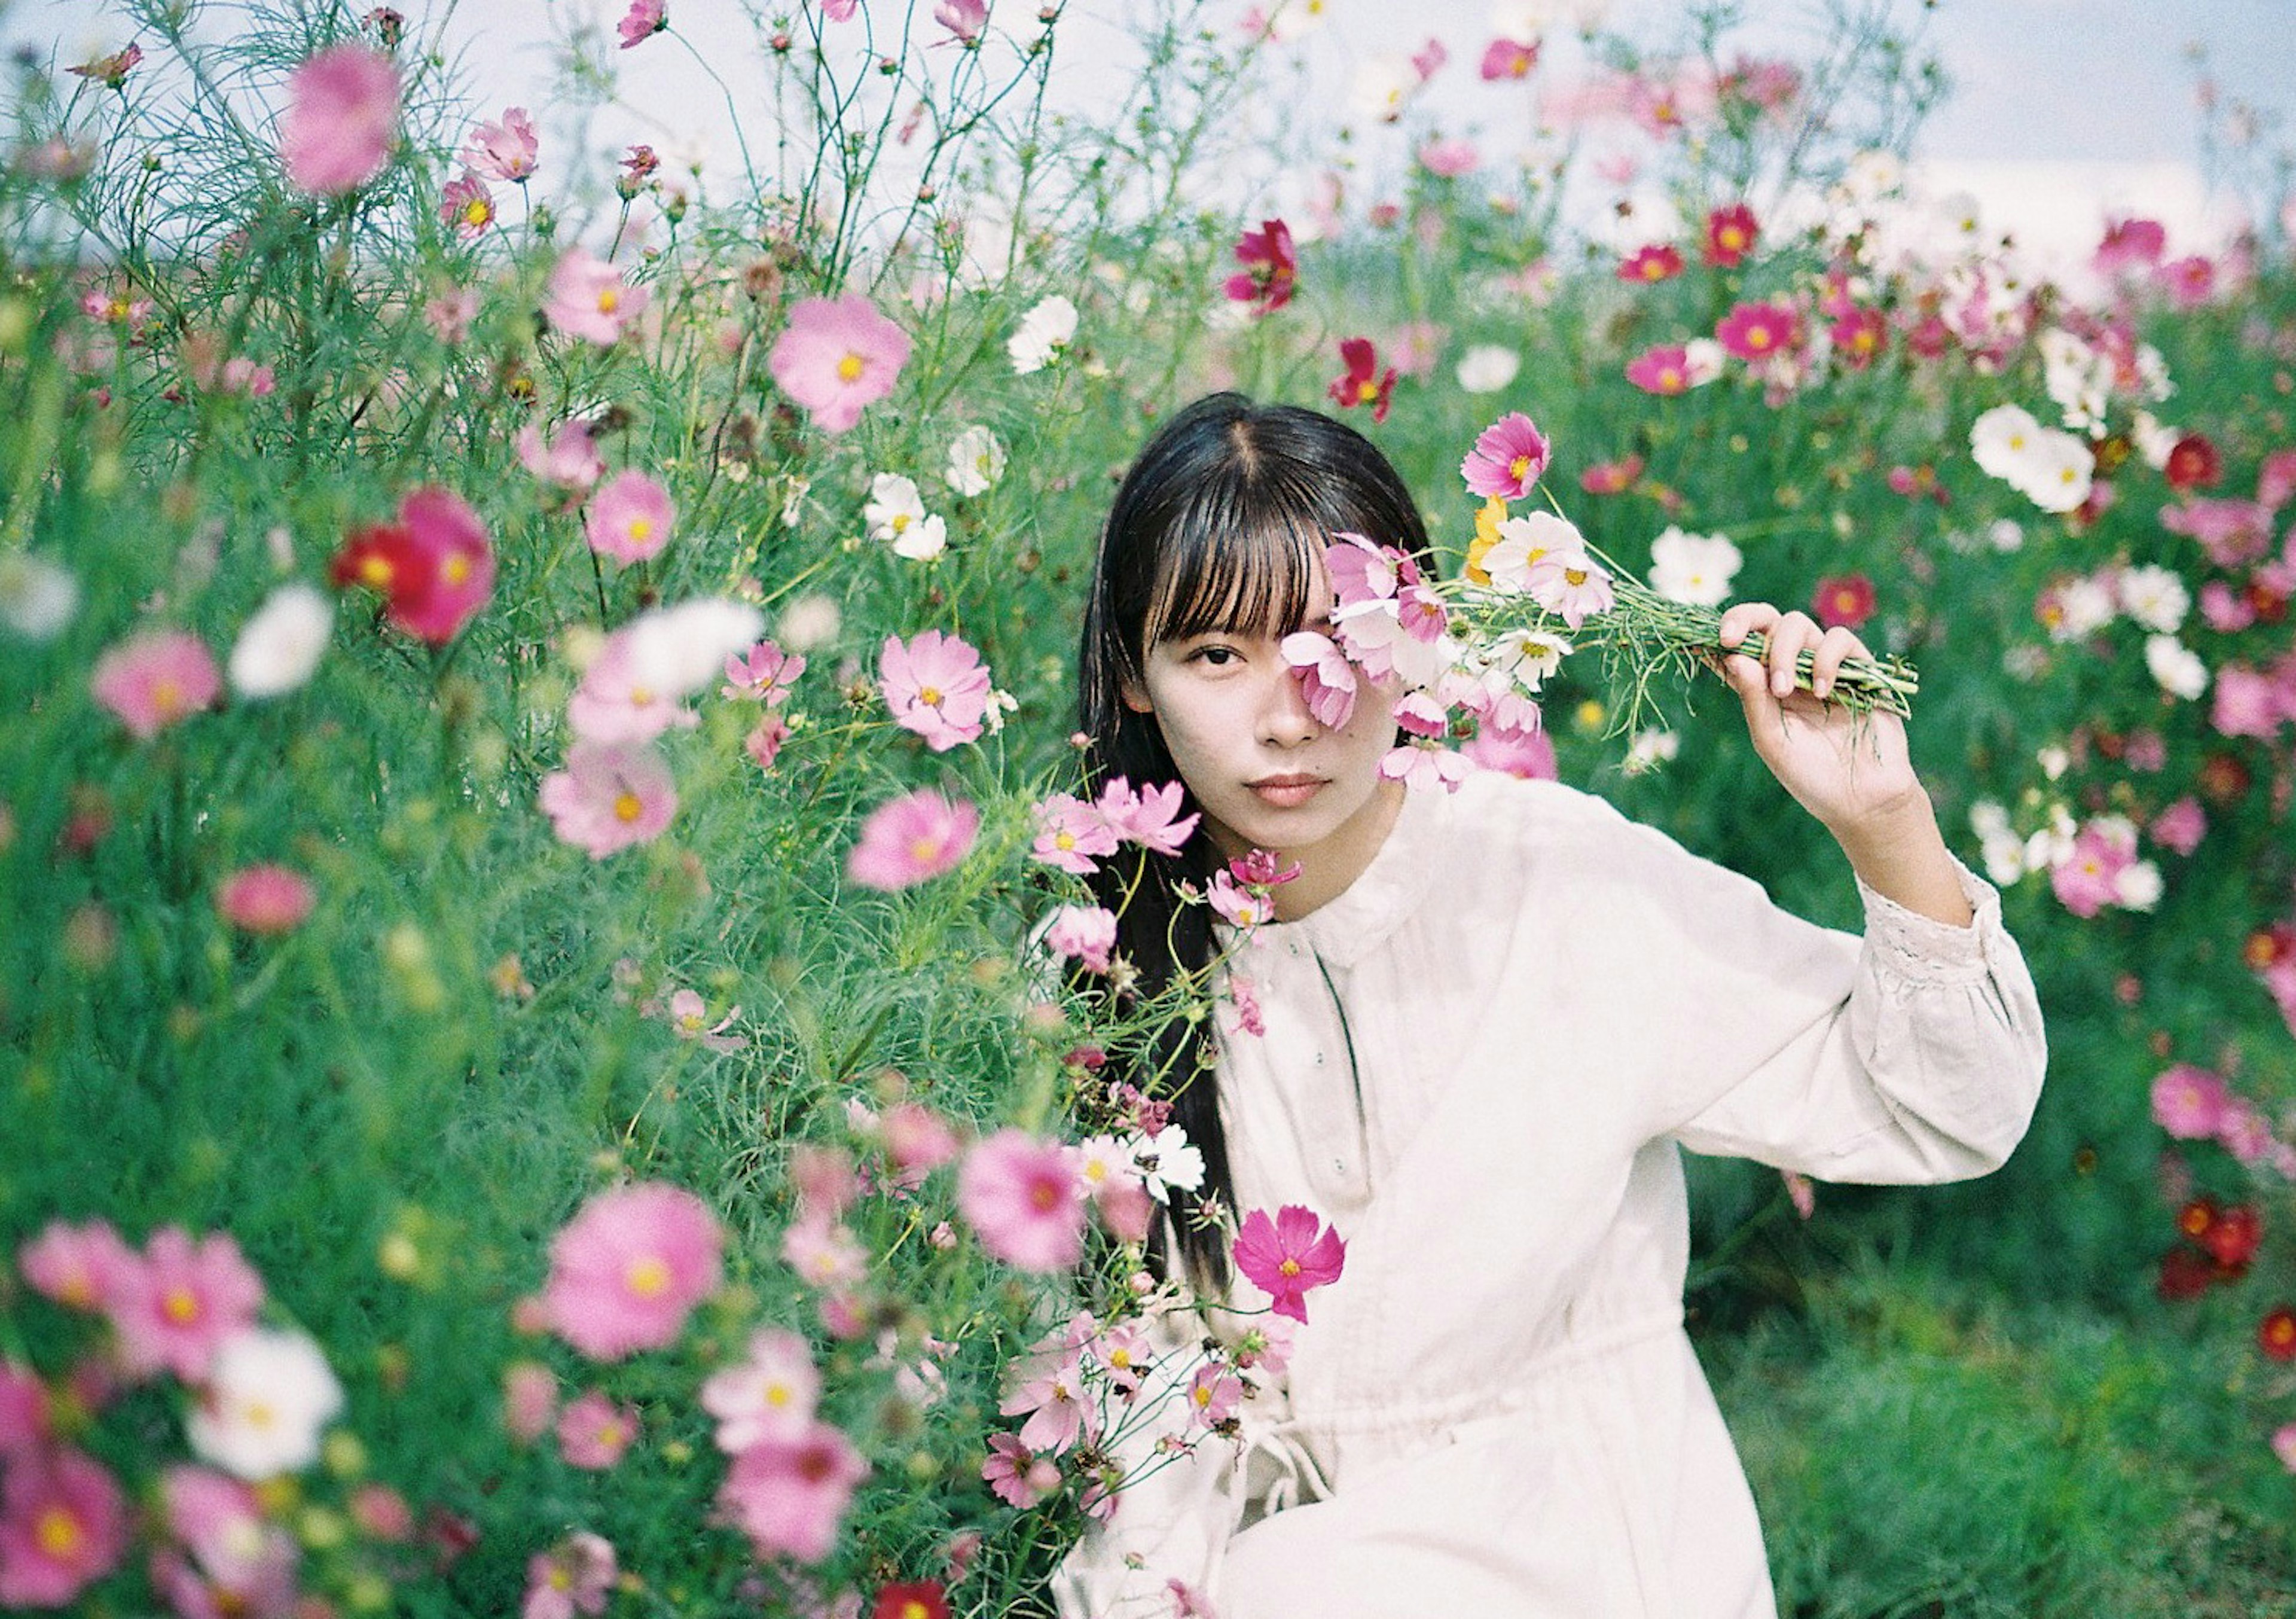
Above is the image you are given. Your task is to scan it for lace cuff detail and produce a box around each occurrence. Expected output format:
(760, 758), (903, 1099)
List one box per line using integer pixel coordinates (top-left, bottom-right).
(1854, 856), (2004, 987)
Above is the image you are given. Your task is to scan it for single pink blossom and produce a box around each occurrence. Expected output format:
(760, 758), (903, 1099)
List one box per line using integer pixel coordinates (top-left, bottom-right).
(1480, 37), (1538, 80)
(216, 865), (316, 935)
(701, 1328), (820, 1453)
(557, 1388), (639, 1468)
(585, 470), (676, 564)
(1278, 631), (1359, 729)
(1045, 905), (1118, 973)
(878, 630), (993, 752)
(152, 1466), (298, 1619)
(1186, 1362), (1242, 1428)
(933, 0), (988, 44)
(1094, 777), (1199, 855)
(1231, 1205), (1345, 1323)
(2274, 1423), (2296, 1475)
(463, 106), (538, 182)
(1625, 343), (1693, 396)
(2094, 217), (2166, 276)
(279, 44), (399, 194)
(1460, 411), (1551, 499)
(769, 295), (911, 433)
(1208, 868), (1276, 929)
(2050, 824), (2134, 919)
(502, 1361), (558, 1443)
(1463, 715), (1556, 780)
(105, 1227), (264, 1383)
(539, 1182), (723, 1360)
(2212, 664), (2285, 741)
(958, 1130), (1086, 1273)
(440, 171), (495, 239)
(1224, 218), (1297, 315)
(780, 1217), (866, 1291)
(1000, 1350), (1091, 1454)
(545, 248), (649, 346)
(2157, 254), (2215, 309)
(517, 420), (605, 496)
(1522, 549), (1615, 628)
(721, 639), (805, 704)
(0, 1446), (130, 1606)
(1416, 137), (1478, 178)
(2150, 797), (2206, 856)
(617, 0), (668, 49)
(19, 1219), (136, 1312)
(523, 1533), (617, 1619)
(539, 739), (677, 859)
(2219, 1099), (2276, 1164)
(1379, 740), (1474, 793)
(2257, 448), (2296, 513)
(845, 790), (979, 891)
(745, 713), (792, 772)
(1031, 794), (1118, 876)
(90, 629), (221, 739)
(820, 0), (860, 19)
(981, 1433), (1057, 1507)
(0, 1362), (50, 1456)
(1715, 300), (1801, 363)
(718, 1420), (869, 1563)
(882, 1102), (961, 1181)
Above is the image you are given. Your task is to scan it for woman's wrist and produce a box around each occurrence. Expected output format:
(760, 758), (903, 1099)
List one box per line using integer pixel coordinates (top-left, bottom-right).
(1827, 788), (1975, 928)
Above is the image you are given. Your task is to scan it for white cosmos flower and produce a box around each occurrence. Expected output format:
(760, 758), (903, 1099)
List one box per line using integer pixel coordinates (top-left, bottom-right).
(865, 473), (947, 558)
(1349, 53), (1419, 122)
(2117, 565), (2190, 634)
(1622, 728), (1679, 775)
(2130, 410), (2179, 471)
(621, 599), (767, 696)
(944, 425), (1007, 496)
(2114, 859), (2164, 911)
(1455, 344), (1521, 395)
(2144, 634), (2209, 701)
(2038, 328), (2111, 431)
(187, 1328), (344, 1480)
(1125, 1124), (1204, 1203)
(1968, 404), (2042, 483)
(776, 593), (841, 653)
(1681, 338), (1727, 387)
(1480, 511), (1584, 592)
(1646, 528), (1741, 607)
(2047, 575), (2116, 642)
(0, 553), (80, 640)
(229, 583), (334, 699)
(2012, 428), (2095, 514)
(1490, 627), (1570, 690)
(1073, 1135), (1142, 1195)
(1008, 295), (1077, 375)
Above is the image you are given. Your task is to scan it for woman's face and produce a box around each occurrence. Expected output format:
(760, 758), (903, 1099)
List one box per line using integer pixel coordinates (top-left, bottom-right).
(1125, 564), (1402, 910)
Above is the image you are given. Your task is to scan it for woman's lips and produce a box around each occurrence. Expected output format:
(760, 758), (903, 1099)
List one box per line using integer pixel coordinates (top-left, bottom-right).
(1248, 775), (1326, 809)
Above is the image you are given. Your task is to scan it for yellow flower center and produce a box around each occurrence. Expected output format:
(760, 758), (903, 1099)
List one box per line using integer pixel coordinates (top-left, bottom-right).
(151, 678), (184, 718)
(1642, 260), (1666, 280)
(1747, 328), (1770, 350)
(1192, 1384), (1212, 1407)
(1720, 225), (1745, 250)
(908, 836), (941, 862)
(1564, 566), (1589, 587)
(464, 199), (491, 227)
(443, 555), (471, 585)
(163, 1286), (201, 1324)
(917, 685), (942, 706)
(901, 1603), (931, 1619)
(630, 686), (654, 705)
(359, 556), (394, 587)
(1659, 367), (1682, 390)
(1508, 453), (1533, 482)
(836, 352), (866, 382)
(613, 791), (644, 823)
(766, 1383), (792, 1407)
(890, 513), (911, 533)
(35, 1507), (82, 1559)
(243, 1397), (277, 1431)
(597, 288), (621, 315)
(1278, 1257), (1300, 1277)
(628, 517), (653, 542)
(1355, 379), (1378, 403)
(627, 1255), (671, 1297)
(1055, 830), (1076, 850)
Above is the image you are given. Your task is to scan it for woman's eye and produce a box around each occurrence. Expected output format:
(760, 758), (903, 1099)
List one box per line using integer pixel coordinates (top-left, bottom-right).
(1193, 646), (1239, 667)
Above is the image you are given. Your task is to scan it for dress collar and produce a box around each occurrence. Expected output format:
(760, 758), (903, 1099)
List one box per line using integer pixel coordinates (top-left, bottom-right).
(1260, 779), (1447, 969)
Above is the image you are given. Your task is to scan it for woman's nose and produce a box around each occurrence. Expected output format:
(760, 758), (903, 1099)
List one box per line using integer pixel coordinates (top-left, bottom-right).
(1257, 661), (1320, 748)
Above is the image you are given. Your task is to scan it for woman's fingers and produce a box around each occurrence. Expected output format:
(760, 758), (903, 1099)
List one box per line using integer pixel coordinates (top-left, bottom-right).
(1721, 603), (1872, 703)
(1809, 626), (1870, 701)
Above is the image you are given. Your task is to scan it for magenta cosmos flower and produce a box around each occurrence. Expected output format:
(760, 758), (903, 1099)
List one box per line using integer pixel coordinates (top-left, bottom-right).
(618, 0), (668, 48)
(1625, 343), (1693, 396)
(0, 1446), (130, 1607)
(1702, 202), (1758, 267)
(1231, 1205), (1346, 1323)
(769, 295), (912, 434)
(539, 1182), (724, 1361)
(278, 43), (399, 195)
(107, 1226), (266, 1383)
(959, 1131), (1086, 1273)
(216, 864), (317, 935)
(878, 629), (993, 752)
(934, 0), (989, 44)
(719, 1419), (868, 1563)
(524, 1533), (617, 1619)
(90, 627), (221, 739)
(1224, 218), (1297, 315)
(585, 470), (676, 564)
(462, 106), (538, 181)
(1715, 300), (1801, 364)
(18, 1218), (136, 1312)
(546, 248), (650, 346)
(1459, 411), (1550, 500)
(328, 486), (496, 644)
(845, 789), (979, 891)
(557, 1389), (640, 1468)
(2151, 1064), (2230, 1139)
(539, 739), (677, 859)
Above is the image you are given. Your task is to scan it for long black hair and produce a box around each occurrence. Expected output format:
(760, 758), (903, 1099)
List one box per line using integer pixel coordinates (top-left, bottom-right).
(1077, 392), (1432, 1288)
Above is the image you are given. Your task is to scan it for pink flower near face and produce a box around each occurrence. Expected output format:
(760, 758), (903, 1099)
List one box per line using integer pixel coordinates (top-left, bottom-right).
(958, 1130), (1086, 1273)
(462, 106), (538, 182)
(1044, 904), (1118, 974)
(90, 628), (221, 739)
(0, 1445), (129, 1607)
(718, 1420), (869, 1562)
(1460, 411), (1552, 500)
(216, 864), (316, 935)
(517, 420), (605, 496)
(539, 1182), (723, 1361)
(106, 1226), (265, 1383)
(1461, 716), (1555, 780)
(1278, 631), (1360, 730)
(1030, 794), (1118, 876)
(19, 1219), (136, 1311)
(524, 1532), (617, 1619)
(279, 44), (400, 194)
(1231, 1205), (1346, 1323)
(1186, 1362), (1242, 1428)
(617, 0), (668, 48)
(1522, 548), (1615, 629)
(557, 1389), (639, 1469)
(1093, 777), (1199, 855)
(769, 295), (912, 434)
(545, 249), (650, 346)
(878, 630), (993, 751)
(981, 1433), (1055, 1507)
(585, 469), (676, 563)
(845, 790), (979, 890)
(701, 1328), (820, 1453)
(539, 739), (677, 859)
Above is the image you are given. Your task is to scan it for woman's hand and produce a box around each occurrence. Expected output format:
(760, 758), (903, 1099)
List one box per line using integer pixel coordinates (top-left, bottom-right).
(1717, 602), (1973, 926)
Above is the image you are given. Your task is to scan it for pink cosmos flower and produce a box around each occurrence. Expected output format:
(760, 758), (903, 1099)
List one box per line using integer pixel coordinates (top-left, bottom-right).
(745, 713), (792, 772)
(701, 1328), (820, 1453)
(1187, 1362), (1242, 1428)
(879, 629), (993, 752)
(105, 1226), (265, 1383)
(781, 1217), (866, 1291)
(1208, 868), (1276, 929)
(1224, 218), (1297, 315)
(1703, 202), (1759, 267)
(517, 420), (605, 496)
(1812, 574), (1876, 630)
(1416, 137), (1478, 178)
(883, 1102), (961, 1182)
(1715, 300), (1800, 362)
(545, 249), (649, 346)
(722, 639), (805, 704)
(1523, 549), (1614, 628)
(846, 790), (978, 891)
(586, 470), (676, 564)
(2219, 1099), (2275, 1164)
(1618, 243), (1684, 283)
(820, 0), (860, 19)
(503, 1361), (559, 1443)
(539, 739), (677, 859)
(1000, 1350), (1091, 1454)
(90, 628), (220, 739)
(1031, 794), (1118, 876)
(1045, 905), (1118, 974)
(0, 1362), (49, 1456)
(216, 864), (316, 935)
(279, 44), (399, 194)
(617, 0), (668, 48)
(2050, 823), (2134, 919)
(539, 1182), (723, 1360)
(1094, 778), (1199, 855)
(463, 107), (538, 182)
(718, 1420), (869, 1563)
(1231, 1205), (1346, 1324)
(19, 1219), (136, 1312)
(770, 295), (912, 434)
(425, 286), (479, 343)
(2160, 498), (2273, 568)
(1580, 455), (1644, 495)
(1624, 343), (1692, 395)
(0, 1446), (129, 1607)
(441, 171), (495, 238)
(1460, 412), (1551, 499)
(1326, 336), (1396, 423)
(1379, 740), (1473, 793)
(557, 1388), (639, 1468)
(2157, 254), (2215, 309)
(1279, 631), (1360, 729)
(981, 1433), (1058, 1508)
(1480, 37), (1538, 80)
(2150, 796), (2206, 856)
(958, 1130), (1086, 1273)
(524, 1532), (617, 1619)
(328, 486), (496, 644)
(1463, 717), (1556, 780)
(2093, 216), (2166, 275)
(933, 0), (988, 44)
(152, 1466), (298, 1619)
(1830, 307), (1888, 368)
(2256, 447), (2296, 512)
(2212, 664), (2285, 741)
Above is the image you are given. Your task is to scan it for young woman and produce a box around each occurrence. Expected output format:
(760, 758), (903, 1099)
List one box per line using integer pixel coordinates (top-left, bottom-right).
(1055, 393), (2047, 1618)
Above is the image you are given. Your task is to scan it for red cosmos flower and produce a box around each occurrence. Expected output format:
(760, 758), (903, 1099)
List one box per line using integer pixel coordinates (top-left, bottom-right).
(1811, 573), (1876, 630)
(2260, 1306), (2296, 1361)
(2175, 1196), (2218, 1244)
(2205, 1203), (2264, 1273)
(1702, 202), (1759, 267)
(1232, 1205), (1345, 1324)
(2164, 433), (2221, 492)
(1326, 338), (1396, 424)
(1829, 307), (1888, 368)
(871, 1581), (951, 1619)
(1715, 300), (1800, 363)
(2157, 1245), (2213, 1303)
(1224, 218), (1297, 316)
(1617, 243), (1684, 284)
(328, 486), (496, 644)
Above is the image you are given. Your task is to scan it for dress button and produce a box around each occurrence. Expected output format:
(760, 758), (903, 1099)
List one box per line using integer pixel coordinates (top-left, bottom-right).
(1312, 1052), (1324, 1066)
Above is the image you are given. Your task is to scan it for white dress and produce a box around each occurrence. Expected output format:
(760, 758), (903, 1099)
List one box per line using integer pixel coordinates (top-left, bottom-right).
(1052, 770), (2047, 1619)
